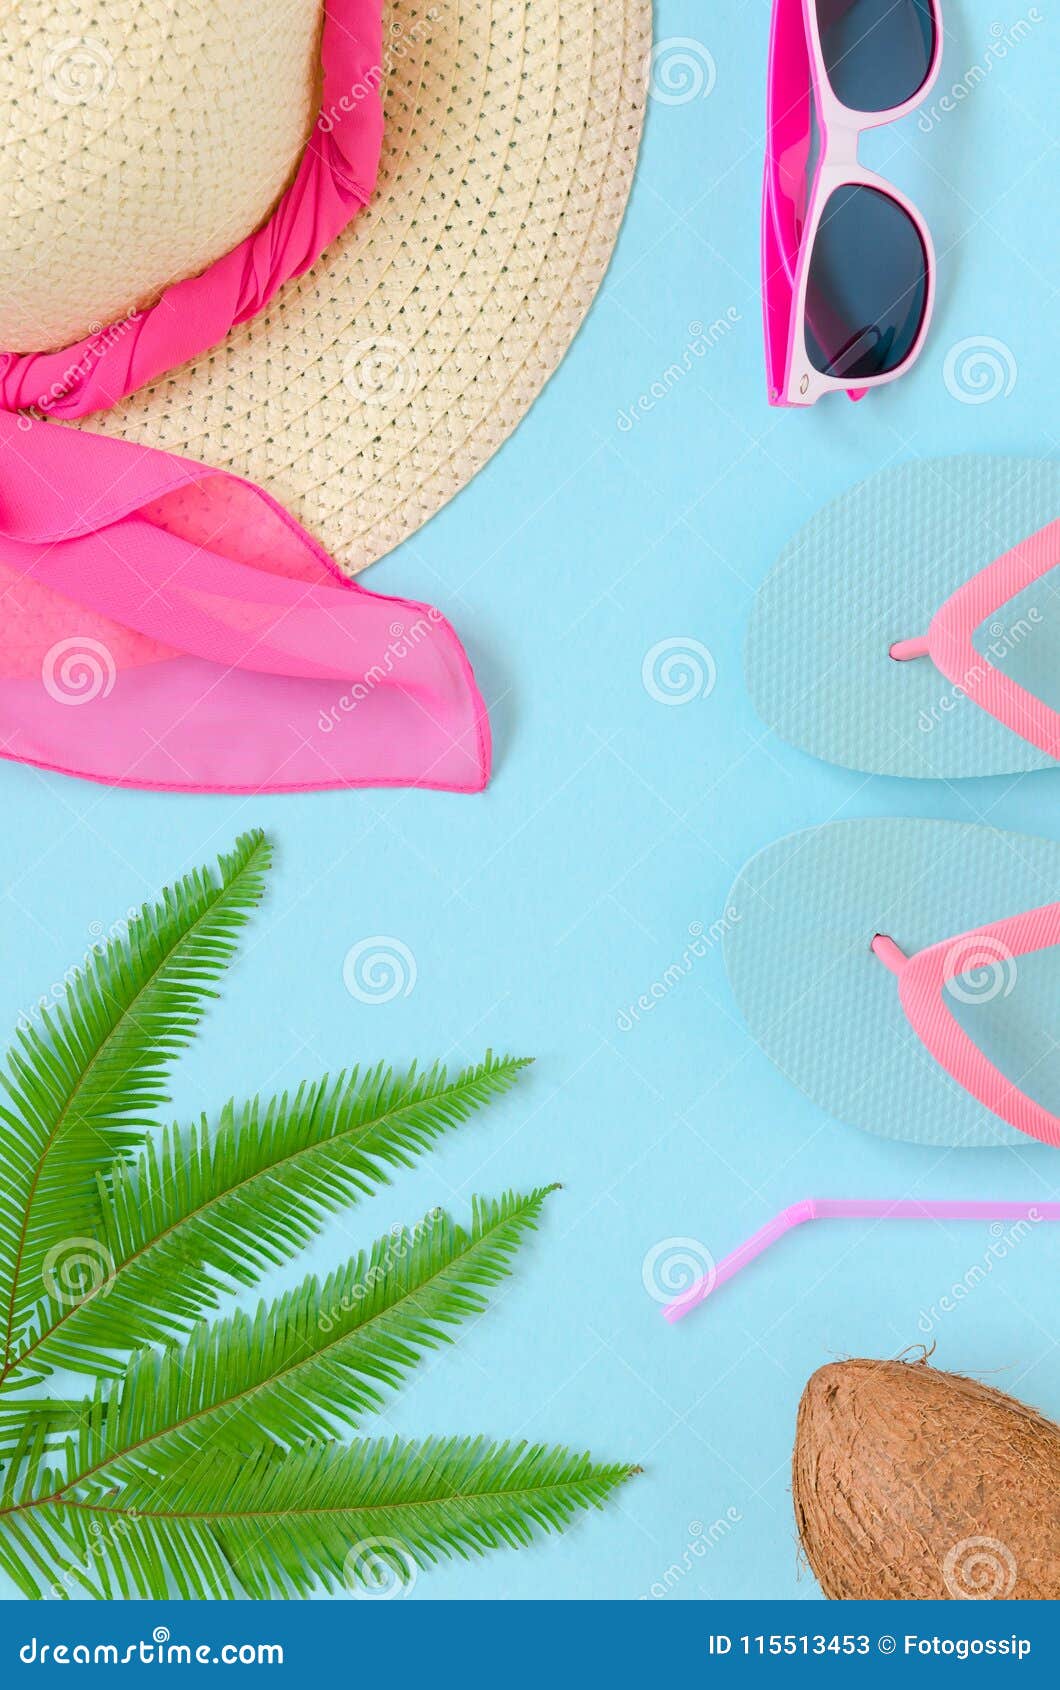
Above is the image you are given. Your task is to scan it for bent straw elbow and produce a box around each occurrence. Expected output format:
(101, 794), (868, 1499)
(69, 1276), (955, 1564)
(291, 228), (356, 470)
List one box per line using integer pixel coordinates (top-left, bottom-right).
(661, 1199), (818, 1324)
(661, 1199), (1060, 1324)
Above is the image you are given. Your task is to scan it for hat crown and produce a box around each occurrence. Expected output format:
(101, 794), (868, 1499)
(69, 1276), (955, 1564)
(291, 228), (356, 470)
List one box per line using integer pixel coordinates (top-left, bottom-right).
(0, 1), (322, 353)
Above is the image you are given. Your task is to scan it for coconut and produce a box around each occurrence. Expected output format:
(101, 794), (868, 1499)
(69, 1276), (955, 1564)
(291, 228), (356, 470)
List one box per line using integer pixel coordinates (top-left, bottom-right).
(792, 1353), (1060, 1599)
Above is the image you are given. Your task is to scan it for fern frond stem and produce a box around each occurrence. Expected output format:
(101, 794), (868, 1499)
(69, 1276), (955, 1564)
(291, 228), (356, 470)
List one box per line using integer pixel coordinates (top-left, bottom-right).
(7, 1475), (622, 1525)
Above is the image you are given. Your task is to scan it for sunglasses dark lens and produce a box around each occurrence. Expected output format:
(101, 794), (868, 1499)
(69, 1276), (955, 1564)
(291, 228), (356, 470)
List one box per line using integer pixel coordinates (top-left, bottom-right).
(815, 0), (936, 112)
(804, 185), (928, 380)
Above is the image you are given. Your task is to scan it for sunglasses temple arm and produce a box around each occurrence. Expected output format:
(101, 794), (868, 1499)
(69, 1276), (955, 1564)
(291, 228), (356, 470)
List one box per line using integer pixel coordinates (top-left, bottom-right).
(661, 1199), (1060, 1324)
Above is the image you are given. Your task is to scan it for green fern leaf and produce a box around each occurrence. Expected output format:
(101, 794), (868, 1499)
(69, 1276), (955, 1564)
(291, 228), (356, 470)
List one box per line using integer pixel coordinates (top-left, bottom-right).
(0, 831), (271, 1379)
(49, 1190), (555, 1487)
(11, 1055), (531, 1382)
(0, 832), (636, 1602)
(10, 1437), (637, 1600)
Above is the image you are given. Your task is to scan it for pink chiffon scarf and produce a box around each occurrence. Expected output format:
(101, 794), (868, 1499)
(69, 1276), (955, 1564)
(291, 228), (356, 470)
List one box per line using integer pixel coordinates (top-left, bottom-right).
(0, 0), (490, 795)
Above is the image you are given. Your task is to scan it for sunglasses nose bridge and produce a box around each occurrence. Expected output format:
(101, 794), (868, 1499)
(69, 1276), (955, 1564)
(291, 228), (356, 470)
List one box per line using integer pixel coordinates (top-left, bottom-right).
(817, 117), (860, 173)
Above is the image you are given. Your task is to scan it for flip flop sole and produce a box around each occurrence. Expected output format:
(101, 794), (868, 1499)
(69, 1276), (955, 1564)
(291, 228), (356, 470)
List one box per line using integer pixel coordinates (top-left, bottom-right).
(724, 818), (1060, 1148)
(746, 456), (1060, 778)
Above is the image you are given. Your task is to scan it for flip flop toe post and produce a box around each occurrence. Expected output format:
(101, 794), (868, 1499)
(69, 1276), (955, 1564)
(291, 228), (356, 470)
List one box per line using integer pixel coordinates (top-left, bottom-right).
(747, 456), (1060, 778)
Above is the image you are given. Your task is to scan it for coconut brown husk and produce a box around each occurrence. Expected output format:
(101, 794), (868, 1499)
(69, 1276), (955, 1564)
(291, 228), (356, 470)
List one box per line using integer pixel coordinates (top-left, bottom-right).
(792, 1353), (1060, 1599)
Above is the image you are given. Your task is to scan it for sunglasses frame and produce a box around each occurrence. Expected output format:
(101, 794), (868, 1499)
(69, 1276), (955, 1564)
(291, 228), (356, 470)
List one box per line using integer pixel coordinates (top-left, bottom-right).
(763, 0), (943, 408)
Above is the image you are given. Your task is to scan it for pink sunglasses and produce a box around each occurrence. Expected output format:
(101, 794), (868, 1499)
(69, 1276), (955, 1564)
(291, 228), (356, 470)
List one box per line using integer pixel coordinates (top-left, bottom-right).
(763, 0), (943, 407)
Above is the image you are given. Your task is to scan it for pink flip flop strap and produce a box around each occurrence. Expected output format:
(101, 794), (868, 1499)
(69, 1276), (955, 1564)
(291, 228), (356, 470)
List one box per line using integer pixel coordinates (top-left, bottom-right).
(0, 1), (491, 796)
(891, 517), (1060, 760)
(872, 903), (1060, 1147)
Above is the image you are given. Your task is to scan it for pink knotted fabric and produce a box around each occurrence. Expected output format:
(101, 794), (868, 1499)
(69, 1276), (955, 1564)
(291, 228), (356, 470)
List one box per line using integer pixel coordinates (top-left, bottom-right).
(0, 0), (490, 794)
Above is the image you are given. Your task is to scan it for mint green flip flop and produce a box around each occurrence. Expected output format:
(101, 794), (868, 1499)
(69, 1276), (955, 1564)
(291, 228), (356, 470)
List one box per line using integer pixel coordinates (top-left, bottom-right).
(724, 819), (1060, 1149)
(747, 456), (1060, 779)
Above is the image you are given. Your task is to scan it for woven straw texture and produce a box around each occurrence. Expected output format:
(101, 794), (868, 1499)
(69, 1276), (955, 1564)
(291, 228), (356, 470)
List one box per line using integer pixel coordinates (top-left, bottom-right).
(4, 0), (651, 574)
(0, 2), (321, 353)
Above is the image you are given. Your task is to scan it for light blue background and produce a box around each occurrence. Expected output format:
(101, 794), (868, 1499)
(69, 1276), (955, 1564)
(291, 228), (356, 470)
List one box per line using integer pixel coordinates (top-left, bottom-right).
(3, 0), (1058, 1602)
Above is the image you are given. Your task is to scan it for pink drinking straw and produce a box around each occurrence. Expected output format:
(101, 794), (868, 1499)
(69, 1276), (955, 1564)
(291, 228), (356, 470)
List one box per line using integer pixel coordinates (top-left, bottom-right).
(662, 1199), (1060, 1324)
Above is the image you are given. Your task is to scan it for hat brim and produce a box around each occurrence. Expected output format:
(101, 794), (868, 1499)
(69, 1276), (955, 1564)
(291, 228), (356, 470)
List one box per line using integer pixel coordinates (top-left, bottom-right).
(85, 0), (651, 574)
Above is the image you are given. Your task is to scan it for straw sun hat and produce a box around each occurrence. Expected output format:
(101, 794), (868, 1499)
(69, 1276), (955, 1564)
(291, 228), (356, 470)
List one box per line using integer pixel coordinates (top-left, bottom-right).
(2, 0), (651, 574)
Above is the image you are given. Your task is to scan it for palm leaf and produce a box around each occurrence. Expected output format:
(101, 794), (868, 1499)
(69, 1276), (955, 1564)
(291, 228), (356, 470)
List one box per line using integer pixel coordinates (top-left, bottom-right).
(12, 1437), (637, 1599)
(0, 830), (637, 1602)
(45, 1190), (558, 1487)
(11, 1055), (531, 1382)
(0, 831), (270, 1379)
